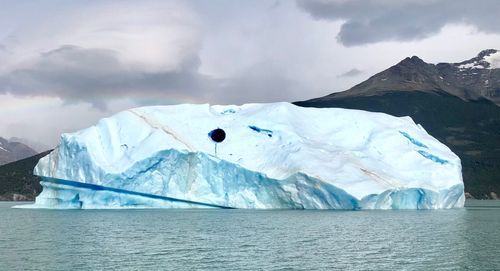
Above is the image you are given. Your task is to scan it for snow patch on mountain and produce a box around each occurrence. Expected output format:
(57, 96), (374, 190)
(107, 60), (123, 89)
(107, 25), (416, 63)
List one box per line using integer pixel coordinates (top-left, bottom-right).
(458, 62), (484, 70)
(458, 49), (499, 70)
(484, 51), (500, 69)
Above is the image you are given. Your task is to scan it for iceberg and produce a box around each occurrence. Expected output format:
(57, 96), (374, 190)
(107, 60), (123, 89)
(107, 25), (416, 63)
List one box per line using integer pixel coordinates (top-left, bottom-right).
(23, 103), (464, 209)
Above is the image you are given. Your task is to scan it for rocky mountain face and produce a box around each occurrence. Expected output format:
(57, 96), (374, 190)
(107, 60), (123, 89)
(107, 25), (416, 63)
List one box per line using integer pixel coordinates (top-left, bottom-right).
(0, 151), (50, 201)
(0, 137), (38, 166)
(316, 49), (500, 104)
(296, 49), (500, 199)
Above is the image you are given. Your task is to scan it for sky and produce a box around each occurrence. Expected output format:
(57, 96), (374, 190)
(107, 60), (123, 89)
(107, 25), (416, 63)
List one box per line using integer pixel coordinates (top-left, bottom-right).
(1, 0), (500, 148)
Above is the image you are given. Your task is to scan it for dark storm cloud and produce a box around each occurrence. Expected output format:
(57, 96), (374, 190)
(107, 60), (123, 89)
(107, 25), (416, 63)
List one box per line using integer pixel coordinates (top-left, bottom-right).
(338, 68), (362, 77)
(0, 45), (303, 107)
(296, 0), (500, 46)
(0, 45), (218, 108)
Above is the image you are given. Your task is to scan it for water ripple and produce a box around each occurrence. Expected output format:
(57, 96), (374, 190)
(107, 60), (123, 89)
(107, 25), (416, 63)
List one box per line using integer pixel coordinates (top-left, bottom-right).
(1, 203), (500, 270)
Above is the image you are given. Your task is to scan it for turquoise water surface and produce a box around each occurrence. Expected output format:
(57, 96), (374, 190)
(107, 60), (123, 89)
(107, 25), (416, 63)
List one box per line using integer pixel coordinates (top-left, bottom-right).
(1, 201), (499, 270)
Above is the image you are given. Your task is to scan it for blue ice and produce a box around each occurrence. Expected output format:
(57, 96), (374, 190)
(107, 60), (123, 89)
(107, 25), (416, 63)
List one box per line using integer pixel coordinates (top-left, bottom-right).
(417, 150), (449, 165)
(399, 131), (428, 148)
(221, 109), (237, 114)
(248, 125), (273, 137)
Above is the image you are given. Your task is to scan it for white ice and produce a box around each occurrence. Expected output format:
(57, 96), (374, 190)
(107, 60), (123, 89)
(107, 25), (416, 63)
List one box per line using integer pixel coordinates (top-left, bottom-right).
(25, 103), (464, 209)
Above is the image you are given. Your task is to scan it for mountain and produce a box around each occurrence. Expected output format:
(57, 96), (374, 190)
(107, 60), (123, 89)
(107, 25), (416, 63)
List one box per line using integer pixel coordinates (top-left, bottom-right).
(9, 137), (51, 153)
(317, 49), (500, 105)
(0, 137), (38, 166)
(295, 50), (500, 199)
(0, 151), (51, 201)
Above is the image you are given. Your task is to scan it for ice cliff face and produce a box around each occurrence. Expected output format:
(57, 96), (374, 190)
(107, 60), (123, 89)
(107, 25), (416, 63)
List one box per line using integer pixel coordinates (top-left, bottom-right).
(27, 103), (464, 209)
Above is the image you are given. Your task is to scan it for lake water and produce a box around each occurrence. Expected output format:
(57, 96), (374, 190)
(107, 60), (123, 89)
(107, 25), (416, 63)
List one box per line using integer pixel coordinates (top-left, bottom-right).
(1, 201), (499, 270)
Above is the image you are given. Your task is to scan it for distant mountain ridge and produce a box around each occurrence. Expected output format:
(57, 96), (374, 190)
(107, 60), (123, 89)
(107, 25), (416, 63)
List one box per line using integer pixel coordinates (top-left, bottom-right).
(0, 137), (38, 166)
(9, 137), (51, 153)
(315, 49), (500, 105)
(296, 49), (500, 199)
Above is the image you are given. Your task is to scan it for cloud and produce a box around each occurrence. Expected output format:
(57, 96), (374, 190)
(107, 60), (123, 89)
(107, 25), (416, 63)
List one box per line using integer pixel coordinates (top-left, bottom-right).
(338, 68), (363, 77)
(0, 44), (309, 108)
(0, 45), (217, 109)
(0, 1), (210, 108)
(2, 0), (500, 112)
(296, 0), (500, 46)
(0, 0), (345, 108)
(2, 1), (201, 72)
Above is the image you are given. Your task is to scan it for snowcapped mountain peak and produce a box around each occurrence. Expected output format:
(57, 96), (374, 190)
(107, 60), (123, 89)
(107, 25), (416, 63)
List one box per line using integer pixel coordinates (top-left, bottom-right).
(316, 49), (500, 105)
(478, 48), (498, 57)
(483, 50), (500, 69)
(0, 141), (7, 152)
(457, 49), (499, 70)
(0, 137), (38, 165)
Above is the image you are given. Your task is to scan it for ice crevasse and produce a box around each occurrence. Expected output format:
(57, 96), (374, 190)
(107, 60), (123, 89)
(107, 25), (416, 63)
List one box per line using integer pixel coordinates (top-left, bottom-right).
(21, 103), (464, 209)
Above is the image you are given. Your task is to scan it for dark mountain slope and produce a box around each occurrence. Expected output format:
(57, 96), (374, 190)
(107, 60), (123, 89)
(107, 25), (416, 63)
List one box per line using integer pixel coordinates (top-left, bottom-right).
(0, 150), (51, 201)
(0, 137), (38, 166)
(318, 49), (500, 105)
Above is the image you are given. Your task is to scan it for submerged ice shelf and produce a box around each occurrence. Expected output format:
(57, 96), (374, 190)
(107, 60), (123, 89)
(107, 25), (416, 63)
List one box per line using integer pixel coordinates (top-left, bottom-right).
(23, 103), (464, 209)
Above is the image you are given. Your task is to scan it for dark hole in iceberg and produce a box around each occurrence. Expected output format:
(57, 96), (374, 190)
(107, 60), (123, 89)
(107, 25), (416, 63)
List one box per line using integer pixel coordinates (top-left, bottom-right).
(209, 128), (226, 143)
